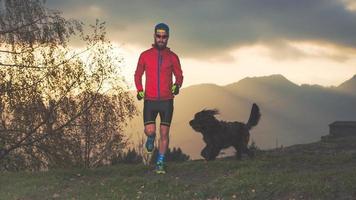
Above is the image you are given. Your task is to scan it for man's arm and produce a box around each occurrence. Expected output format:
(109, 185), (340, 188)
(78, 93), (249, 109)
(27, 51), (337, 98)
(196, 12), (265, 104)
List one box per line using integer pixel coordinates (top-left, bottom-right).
(134, 53), (145, 92)
(171, 53), (183, 87)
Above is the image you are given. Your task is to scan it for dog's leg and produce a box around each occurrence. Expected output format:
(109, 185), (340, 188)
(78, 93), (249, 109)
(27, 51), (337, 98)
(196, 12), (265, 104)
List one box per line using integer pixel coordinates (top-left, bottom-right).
(243, 132), (254, 158)
(201, 145), (209, 160)
(233, 144), (243, 160)
(245, 146), (255, 158)
(201, 145), (216, 160)
(208, 146), (220, 160)
(201, 145), (220, 161)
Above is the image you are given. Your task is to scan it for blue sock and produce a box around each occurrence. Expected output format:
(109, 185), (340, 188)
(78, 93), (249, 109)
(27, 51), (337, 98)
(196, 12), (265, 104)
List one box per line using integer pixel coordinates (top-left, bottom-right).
(145, 134), (155, 151)
(147, 134), (155, 142)
(157, 153), (165, 164)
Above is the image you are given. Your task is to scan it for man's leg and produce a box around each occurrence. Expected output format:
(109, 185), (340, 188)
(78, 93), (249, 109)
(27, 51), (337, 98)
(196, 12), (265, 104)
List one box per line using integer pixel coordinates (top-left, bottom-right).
(143, 100), (158, 152)
(143, 100), (158, 165)
(144, 123), (156, 152)
(158, 124), (170, 155)
(142, 124), (156, 166)
(155, 99), (173, 174)
(144, 124), (156, 137)
(155, 124), (170, 174)
(157, 99), (173, 155)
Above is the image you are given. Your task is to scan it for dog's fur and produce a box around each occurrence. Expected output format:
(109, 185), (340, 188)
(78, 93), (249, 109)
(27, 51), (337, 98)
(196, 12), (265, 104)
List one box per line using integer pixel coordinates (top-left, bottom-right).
(189, 103), (261, 161)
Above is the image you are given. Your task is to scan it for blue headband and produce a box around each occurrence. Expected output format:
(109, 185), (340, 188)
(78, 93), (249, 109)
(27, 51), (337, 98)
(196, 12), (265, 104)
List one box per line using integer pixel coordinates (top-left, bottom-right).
(155, 23), (169, 35)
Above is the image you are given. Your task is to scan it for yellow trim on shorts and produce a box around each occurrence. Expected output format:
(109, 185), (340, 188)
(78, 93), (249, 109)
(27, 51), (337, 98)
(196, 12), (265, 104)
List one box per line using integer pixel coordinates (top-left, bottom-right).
(144, 121), (156, 125)
(160, 122), (171, 126)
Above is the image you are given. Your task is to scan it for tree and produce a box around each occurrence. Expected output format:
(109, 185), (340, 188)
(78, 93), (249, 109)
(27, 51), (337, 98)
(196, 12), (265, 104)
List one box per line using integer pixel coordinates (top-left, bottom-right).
(166, 147), (190, 162)
(112, 148), (142, 164)
(0, 0), (81, 54)
(151, 147), (190, 164)
(0, 0), (137, 170)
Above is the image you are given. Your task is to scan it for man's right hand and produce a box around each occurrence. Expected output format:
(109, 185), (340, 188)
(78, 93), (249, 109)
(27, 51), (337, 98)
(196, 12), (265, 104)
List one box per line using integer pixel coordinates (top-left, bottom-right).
(137, 91), (145, 100)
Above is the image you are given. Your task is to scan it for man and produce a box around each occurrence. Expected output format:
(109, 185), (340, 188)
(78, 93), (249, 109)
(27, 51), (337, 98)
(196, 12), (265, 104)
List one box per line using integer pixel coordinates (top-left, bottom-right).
(134, 23), (183, 174)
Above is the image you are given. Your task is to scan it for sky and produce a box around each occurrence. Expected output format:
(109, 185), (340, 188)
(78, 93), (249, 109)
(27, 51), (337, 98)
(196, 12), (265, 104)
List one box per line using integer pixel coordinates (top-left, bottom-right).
(46, 0), (356, 89)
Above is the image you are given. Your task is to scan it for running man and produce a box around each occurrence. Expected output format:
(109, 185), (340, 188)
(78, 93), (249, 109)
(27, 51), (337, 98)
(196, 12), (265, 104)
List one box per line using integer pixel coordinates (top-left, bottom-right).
(134, 23), (184, 174)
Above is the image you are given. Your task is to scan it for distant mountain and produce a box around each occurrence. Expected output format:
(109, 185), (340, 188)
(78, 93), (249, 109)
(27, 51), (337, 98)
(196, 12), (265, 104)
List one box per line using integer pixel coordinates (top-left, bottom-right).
(125, 74), (356, 159)
(226, 74), (299, 91)
(336, 74), (356, 96)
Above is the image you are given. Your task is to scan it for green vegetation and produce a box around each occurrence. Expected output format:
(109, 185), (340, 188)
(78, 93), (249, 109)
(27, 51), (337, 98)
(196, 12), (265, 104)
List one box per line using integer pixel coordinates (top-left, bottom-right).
(1, 136), (356, 199)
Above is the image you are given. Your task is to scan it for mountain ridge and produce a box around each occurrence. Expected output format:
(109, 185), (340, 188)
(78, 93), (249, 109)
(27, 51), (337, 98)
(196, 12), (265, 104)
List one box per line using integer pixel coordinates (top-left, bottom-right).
(126, 74), (356, 159)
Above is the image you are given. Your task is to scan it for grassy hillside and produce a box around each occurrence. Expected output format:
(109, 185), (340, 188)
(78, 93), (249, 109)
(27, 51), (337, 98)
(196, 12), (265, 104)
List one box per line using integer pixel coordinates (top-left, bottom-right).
(2, 136), (356, 200)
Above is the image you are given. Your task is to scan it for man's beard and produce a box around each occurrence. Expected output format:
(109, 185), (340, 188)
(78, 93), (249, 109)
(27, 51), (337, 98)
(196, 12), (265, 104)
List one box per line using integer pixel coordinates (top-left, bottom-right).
(155, 41), (167, 49)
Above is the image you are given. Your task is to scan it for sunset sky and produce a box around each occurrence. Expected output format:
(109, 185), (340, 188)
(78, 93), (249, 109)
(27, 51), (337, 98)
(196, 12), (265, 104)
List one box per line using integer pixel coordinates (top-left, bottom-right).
(47, 0), (356, 89)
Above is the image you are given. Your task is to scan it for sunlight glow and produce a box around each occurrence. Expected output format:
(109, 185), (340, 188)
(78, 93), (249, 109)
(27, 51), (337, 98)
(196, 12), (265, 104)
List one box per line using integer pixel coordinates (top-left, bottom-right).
(116, 41), (356, 90)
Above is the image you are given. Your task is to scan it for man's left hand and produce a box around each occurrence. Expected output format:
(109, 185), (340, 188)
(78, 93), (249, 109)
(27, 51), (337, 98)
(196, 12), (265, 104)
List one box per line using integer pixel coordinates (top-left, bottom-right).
(172, 84), (180, 95)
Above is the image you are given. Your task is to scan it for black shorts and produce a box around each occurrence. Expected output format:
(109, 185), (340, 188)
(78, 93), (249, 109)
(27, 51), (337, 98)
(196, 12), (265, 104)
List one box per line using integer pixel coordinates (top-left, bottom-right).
(143, 99), (174, 127)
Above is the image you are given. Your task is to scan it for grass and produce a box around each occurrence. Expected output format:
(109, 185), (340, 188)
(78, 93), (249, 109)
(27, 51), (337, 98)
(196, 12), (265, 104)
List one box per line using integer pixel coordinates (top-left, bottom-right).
(1, 136), (356, 199)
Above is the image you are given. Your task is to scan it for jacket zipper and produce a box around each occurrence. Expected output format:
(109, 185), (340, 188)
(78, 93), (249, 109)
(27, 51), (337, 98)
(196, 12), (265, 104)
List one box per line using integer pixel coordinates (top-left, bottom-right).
(157, 50), (161, 100)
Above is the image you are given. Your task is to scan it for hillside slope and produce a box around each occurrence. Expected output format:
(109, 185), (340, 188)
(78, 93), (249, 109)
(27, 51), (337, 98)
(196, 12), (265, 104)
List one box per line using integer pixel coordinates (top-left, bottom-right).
(1, 136), (356, 199)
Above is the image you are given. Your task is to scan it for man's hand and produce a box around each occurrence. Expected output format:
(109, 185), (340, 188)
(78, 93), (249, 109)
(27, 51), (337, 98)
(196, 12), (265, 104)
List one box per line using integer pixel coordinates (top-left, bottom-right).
(137, 90), (145, 100)
(172, 84), (180, 95)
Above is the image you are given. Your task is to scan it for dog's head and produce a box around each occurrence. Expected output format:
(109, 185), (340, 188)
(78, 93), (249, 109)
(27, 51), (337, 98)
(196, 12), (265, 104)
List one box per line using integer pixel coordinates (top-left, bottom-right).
(189, 109), (219, 133)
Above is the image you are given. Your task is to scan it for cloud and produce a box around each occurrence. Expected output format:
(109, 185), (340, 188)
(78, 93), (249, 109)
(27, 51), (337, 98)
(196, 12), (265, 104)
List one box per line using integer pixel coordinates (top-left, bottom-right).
(341, 0), (356, 11)
(263, 39), (355, 62)
(46, 0), (356, 61)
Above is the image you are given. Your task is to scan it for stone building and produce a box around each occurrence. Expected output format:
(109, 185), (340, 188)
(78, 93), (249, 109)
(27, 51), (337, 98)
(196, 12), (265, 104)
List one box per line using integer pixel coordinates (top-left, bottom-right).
(329, 121), (356, 137)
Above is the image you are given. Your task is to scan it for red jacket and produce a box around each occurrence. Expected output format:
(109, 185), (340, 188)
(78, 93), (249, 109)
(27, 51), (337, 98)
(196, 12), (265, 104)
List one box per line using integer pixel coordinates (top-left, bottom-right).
(134, 45), (184, 100)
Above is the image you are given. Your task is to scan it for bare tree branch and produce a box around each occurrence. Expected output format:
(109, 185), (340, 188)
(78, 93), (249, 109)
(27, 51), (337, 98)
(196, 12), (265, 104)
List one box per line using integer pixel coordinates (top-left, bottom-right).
(0, 17), (44, 35)
(0, 38), (99, 71)
(0, 72), (104, 160)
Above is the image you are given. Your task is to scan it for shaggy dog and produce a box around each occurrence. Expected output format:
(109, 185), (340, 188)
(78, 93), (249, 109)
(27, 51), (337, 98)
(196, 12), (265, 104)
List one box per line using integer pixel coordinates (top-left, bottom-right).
(189, 103), (261, 161)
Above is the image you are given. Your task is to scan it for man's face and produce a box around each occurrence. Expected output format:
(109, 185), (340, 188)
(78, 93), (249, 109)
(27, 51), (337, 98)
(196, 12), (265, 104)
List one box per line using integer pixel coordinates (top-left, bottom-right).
(154, 30), (169, 49)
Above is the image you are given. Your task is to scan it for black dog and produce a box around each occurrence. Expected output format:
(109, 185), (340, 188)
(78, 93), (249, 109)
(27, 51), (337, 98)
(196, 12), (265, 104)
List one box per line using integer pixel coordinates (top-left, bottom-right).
(189, 103), (261, 161)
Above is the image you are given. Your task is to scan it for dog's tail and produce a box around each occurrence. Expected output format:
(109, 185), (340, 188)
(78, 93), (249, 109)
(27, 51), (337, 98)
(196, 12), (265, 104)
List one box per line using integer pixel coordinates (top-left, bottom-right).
(246, 103), (261, 130)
